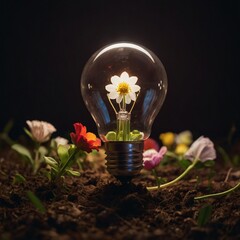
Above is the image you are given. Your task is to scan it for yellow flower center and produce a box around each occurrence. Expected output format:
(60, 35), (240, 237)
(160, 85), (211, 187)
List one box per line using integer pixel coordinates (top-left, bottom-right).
(117, 82), (130, 95)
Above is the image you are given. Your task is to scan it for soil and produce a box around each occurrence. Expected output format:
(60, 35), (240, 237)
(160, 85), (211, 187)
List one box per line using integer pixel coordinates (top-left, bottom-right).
(0, 146), (240, 240)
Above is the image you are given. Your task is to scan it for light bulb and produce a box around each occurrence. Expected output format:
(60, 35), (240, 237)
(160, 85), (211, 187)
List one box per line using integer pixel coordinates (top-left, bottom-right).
(81, 42), (168, 181)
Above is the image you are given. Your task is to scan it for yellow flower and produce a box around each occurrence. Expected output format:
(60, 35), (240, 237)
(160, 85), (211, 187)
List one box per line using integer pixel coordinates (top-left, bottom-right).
(175, 143), (189, 155)
(159, 132), (175, 146)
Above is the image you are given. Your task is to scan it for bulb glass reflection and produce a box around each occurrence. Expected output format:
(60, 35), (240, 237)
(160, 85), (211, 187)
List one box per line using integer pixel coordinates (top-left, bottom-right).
(81, 42), (168, 143)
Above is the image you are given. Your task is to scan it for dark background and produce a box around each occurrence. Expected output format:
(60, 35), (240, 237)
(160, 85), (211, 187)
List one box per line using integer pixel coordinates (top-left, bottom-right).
(1, 0), (239, 141)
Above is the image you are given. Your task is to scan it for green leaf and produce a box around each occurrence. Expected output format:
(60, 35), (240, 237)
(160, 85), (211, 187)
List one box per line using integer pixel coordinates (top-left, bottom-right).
(178, 159), (191, 169)
(217, 146), (231, 165)
(157, 177), (167, 185)
(130, 132), (143, 141)
(51, 167), (58, 173)
(12, 144), (33, 165)
(132, 130), (140, 134)
(130, 130), (142, 140)
(44, 156), (58, 168)
(232, 155), (240, 166)
(105, 131), (116, 141)
(66, 169), (80, 177)
(13, 173), (26, 184)
(26, 191), (46, 214)
(57, 145), (69, 165)
(197, 205), (213, 227)
(24, 127), (33, 140)
(204, 160), (215, 167)
(165, 151), (179, 159)
(3, 119), (14, 133)
(75, 150), (87, 161)
(195, 161), (205, 169)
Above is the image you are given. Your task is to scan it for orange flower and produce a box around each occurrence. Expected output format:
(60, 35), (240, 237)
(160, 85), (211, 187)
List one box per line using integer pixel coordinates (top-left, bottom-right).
(70, 123), (101, 153)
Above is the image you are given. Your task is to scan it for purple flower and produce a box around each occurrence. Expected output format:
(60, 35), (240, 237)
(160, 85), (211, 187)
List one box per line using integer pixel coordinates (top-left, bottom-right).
(184, 136), (216, 162)
(143, 146), (167, 170)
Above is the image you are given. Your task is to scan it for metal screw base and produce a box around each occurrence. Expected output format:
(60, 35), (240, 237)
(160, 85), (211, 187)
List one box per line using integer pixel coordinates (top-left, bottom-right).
(104, 141), (144, 182)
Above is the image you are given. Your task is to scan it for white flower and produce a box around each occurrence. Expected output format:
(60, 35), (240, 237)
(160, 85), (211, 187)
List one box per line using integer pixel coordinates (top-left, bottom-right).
(184, 136), (216, 162)
(175, 130), (193, 145)
(105, 71), (140, 104)
(26, 120), (56, 143)
(54, 136), (69, 146)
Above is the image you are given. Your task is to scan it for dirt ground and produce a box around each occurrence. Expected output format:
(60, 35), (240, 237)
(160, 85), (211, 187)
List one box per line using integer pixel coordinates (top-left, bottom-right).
(0, 147), (240, 240)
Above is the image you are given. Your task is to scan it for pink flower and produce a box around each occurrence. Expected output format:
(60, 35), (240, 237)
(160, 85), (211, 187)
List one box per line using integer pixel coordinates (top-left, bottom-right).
(26, 120), (56, 143)
(143, 146), (167, 170)
(144, 138), (159, 151)
(184, 136), (216, 162)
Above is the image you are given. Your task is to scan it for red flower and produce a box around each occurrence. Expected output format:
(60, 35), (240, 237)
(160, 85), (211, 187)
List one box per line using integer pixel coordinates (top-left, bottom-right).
(144, 138), (159, 151)
(70, 123), (101, 153)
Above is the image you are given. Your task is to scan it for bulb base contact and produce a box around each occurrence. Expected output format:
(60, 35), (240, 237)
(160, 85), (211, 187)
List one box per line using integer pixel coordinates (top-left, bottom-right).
(104, 141), (144, 182)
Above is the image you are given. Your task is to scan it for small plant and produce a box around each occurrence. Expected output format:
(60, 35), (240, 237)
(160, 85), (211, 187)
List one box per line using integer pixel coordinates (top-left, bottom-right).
(44, 144), (80, 182)
(0, 119), (15, 147)
(197, 204), (213, 227)
(147, 136), (217, 190)
(194, 181), (240, 200)
(26, 191), (46, 214)
(142, 147), (167, 188)
(12, 120), (56, 174)
(44, 123), (101, 183)
(12, 173), (26, 184)
(217, 124), (240, 167)
(217, 145), (240, 167)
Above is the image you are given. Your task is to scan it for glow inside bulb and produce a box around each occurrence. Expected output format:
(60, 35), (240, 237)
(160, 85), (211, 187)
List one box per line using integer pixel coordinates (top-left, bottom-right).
(81, 42), (168, 142)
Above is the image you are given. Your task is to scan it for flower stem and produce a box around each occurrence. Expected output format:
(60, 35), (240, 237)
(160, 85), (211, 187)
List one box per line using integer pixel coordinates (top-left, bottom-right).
(54, 148), (78, 182)
(33, 143), (40, 174)
(152, 169), (160, 188)
(165, 151), (179, 159)
(147, 158), (198, 191)
(194, 182), (240, 200)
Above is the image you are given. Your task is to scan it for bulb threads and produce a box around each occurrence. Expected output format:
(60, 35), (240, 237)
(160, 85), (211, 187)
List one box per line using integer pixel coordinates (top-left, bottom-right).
(104, 141), (144, 182)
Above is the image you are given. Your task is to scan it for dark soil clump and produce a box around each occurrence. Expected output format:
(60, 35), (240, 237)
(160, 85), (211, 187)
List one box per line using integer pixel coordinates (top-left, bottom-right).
(0, 148), (240, 240)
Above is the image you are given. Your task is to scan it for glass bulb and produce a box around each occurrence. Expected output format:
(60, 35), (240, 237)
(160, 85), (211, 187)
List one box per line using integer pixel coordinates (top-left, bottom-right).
(81, 42), (168, 181)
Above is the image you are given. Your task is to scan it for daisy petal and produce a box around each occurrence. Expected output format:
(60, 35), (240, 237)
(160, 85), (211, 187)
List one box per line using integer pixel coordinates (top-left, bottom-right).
(108, 91), (118, 99)
(129, 76), (138, 85)
(111, 75), (121, 85)
(131, 85), (140, 92)
(120, 71), (129, 81)
(125, 95), (131, 104)
(129, 92), (136, 101)
(105, 84), (116, 92)
(116, 95), (123, 103)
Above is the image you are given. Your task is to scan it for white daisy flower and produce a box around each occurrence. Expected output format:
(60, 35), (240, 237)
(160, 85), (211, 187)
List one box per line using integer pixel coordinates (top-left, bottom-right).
(105, 71), (140, 104)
